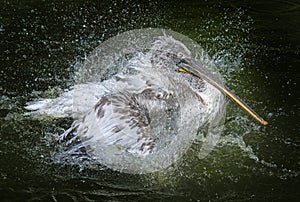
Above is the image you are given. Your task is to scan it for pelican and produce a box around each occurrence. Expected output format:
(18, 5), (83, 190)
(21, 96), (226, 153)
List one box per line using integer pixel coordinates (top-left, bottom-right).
(26, 29), (267, 174)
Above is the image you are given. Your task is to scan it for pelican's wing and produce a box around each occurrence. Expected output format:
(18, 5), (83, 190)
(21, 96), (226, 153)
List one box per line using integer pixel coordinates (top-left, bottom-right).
(25, 83), (107, 118)
(62, 92), (156, 156)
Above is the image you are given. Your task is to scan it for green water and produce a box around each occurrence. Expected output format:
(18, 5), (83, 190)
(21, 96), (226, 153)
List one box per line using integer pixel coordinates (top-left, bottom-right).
(0, 0), (299, 201)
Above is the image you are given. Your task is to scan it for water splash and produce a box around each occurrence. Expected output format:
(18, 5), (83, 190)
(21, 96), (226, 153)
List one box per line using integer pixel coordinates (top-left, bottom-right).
(25, 28), (227, 174)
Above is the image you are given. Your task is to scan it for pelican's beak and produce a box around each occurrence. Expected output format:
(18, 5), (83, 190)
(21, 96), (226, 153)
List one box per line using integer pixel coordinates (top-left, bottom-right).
(177, 58), (268, 126)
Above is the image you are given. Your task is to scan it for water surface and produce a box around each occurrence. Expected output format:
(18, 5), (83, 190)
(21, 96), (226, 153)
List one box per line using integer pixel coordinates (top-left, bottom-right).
(0, 0), (299, 201)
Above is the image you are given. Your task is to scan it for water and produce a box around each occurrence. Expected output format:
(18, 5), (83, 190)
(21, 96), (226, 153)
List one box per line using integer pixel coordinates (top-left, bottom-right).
(25, 28), (227, 174)
(1, 0), (299, 201)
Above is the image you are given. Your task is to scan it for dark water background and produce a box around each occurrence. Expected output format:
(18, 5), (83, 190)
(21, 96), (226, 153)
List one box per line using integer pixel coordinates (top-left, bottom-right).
(0, 0), (299, 201)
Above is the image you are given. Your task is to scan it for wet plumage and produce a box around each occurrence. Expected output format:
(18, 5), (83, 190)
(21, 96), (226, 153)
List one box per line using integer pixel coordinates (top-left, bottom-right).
(26, 30), (266, 173)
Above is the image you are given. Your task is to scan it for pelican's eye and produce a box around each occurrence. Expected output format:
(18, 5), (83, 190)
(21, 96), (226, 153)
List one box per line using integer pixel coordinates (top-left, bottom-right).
(176, 59), (190, 73)
(176, 58), (188, 67)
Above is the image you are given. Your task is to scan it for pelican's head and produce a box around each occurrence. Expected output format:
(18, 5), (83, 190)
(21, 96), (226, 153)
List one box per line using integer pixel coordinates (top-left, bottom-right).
(149, 35), (192, 70)
(149, 35), (268, 125)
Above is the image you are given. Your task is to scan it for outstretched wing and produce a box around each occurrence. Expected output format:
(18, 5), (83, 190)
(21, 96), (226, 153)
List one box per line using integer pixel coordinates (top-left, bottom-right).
(62, 92), (156, 156)
(25, 83), (107, 118)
